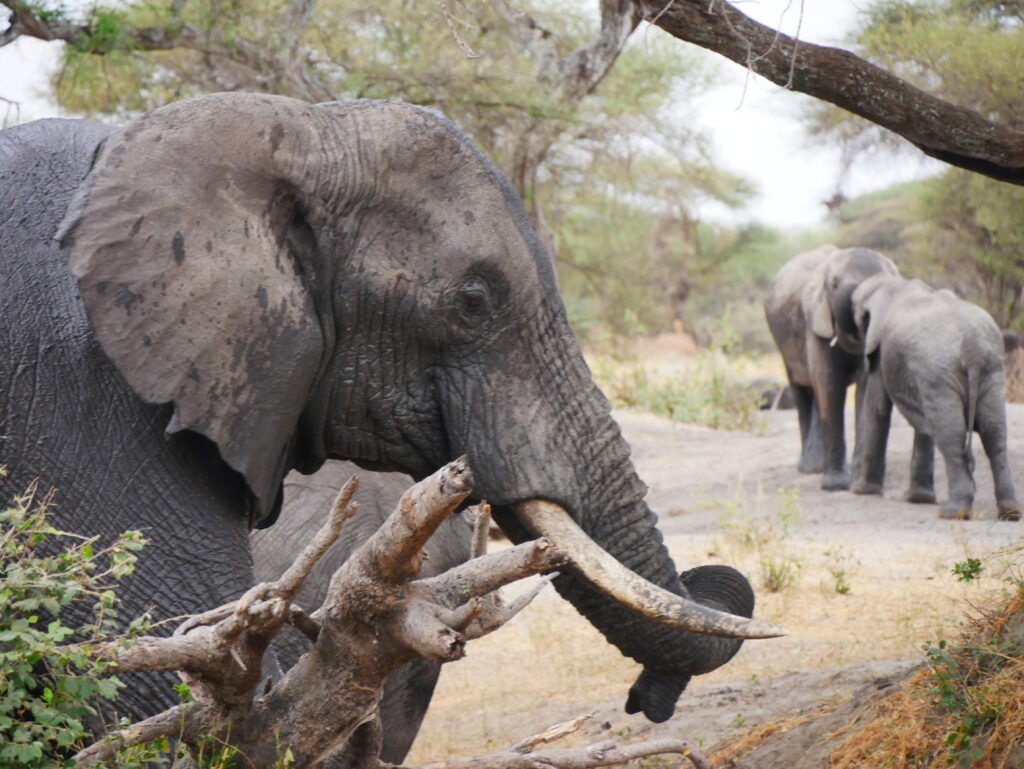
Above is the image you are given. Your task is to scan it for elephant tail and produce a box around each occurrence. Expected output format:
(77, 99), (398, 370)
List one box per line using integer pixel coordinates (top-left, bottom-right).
(964, 366), (979, 463)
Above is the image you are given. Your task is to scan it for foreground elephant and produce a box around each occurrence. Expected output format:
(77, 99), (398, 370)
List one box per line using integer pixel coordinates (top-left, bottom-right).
(764, 245), (900, 490)
(850, 275), (1020, 520)
(0, 93), (774, 734)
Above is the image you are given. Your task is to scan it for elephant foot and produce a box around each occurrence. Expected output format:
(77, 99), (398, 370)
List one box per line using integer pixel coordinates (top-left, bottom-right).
(821, 472), (850, 492)
(904, 487), (937, 504)
(797, 458), (824, 474)
(939, 502), (972, 521)
(851, 480), (883, 496)
(997, 499), (1021, 521)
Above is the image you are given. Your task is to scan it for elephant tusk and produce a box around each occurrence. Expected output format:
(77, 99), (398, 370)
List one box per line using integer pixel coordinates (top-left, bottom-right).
(829, 335), (839, 347)
(515, 500), (787, 640)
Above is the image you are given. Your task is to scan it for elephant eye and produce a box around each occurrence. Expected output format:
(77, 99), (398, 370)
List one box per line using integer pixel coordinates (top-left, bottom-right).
(459, 289), (488, 316)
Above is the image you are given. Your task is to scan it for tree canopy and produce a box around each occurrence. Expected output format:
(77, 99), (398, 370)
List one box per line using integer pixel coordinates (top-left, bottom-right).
(809, 0), (1024, 329)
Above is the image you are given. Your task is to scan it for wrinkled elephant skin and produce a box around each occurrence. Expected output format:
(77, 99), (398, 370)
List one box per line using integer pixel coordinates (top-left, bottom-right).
(1, 93), (759, 730)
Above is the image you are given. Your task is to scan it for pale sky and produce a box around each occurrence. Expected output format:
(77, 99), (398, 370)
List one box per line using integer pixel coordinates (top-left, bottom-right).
(0, 0), (943, 229)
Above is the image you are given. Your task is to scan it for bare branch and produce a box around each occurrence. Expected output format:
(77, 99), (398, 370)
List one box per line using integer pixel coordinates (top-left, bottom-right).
(415, 537), (566, 608)
(436, 0), (480, 59)
(394, 599), (467, 661)
(70, 460), (574, 767)
(276, 475), (359, 600)
(326, 458), (473, 598)
(469, 502), (491, 559)
(71, 703), (214, 767)
(490, 0), (639, 101)
(401, 736), (711, 769)
(462, 573), (555, 639)
(507, 712), (592, 754)
(0, 0), (198, 52)
(637, 0), (1024, 184)
(554, 0), (641, 101)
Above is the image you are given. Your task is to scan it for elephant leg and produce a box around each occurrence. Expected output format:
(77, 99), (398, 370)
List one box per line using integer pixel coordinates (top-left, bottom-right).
(905, 431), (937, 504)
(934, 418), (975, 520)
(852, 371), (891, 496)
(792, 380), (823, 474)
(378, 658), (443, 763)
(850, 365), (868, 480)
(809, 340), (855, 491)
(976, 386), (1020, 521)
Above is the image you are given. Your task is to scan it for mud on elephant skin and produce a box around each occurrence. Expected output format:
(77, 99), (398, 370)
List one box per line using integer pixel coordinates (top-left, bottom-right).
(850, 275), (1021, 520)
(1, 93), (775, 730)
(765, 245), (900, 491)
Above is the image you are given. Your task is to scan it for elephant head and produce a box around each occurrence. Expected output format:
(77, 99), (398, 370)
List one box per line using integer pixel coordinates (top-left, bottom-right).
(57, 93), (778, 716)
(851, 273), (908, 362)
(802, 247), (900, 355)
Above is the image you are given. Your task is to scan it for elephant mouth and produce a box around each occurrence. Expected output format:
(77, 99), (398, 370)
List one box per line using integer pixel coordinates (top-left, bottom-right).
(514, 500), (786, 640)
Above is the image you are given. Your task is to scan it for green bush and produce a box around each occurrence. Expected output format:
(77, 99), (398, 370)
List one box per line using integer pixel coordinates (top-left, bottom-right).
(0, 472), (147, 768)
(590, 352), (762, 432)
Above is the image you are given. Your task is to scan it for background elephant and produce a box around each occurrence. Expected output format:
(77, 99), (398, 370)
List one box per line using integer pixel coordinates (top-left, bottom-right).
(251, 462), (474, 764)
(765, 245), (900, 490)
(1, 93), (765, 733)
(850, 275), (1020, 520)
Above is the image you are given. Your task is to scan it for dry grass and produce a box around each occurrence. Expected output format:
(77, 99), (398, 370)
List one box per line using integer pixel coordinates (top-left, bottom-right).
(409, 518), (1020, 763)
(828, 586), (1024, 769)
(1006, 349), (1024, 404)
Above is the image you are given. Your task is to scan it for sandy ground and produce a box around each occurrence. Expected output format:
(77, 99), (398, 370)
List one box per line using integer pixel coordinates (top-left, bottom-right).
(407, 405), (1024, 765)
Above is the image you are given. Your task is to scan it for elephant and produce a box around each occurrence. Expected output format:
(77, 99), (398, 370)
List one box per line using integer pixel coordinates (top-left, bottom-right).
(764, 245), (900, 490)
(850, 275), (1021, 520)
(0, 92), (773, 738)
(251, 462), (474, 764)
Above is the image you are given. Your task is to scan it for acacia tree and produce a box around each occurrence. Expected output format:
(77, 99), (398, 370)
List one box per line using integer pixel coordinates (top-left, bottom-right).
(2, 0), (757, 336)
(804, 0), (1024, 328)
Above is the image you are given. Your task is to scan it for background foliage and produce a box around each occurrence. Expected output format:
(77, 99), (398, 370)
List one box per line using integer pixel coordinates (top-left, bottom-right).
(0, 470), (148, 767)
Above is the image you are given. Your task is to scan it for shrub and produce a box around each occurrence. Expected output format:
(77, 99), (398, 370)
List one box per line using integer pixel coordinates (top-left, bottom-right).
(0, 471), (147, 768)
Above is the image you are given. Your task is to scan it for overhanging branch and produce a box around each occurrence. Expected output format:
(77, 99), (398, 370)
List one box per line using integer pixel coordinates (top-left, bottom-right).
(637, 0), (1024, 184)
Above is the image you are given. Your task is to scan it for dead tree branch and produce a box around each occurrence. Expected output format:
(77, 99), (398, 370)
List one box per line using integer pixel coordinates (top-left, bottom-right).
(636, 0), (1024, 184)
(70, 458), (576, 768)
(400, 737), (711, 769)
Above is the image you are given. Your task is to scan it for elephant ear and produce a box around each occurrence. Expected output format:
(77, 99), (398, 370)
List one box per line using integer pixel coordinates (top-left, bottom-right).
(803, 265), (834, 340)
(58, 94), (328, 520)
(853, 276), (893, 361)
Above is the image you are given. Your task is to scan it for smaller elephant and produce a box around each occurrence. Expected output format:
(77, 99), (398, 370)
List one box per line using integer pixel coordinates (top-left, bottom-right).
(851, 275), (1020, 520)
(251, 461), (475, 764)
(765, 245), (900, 489)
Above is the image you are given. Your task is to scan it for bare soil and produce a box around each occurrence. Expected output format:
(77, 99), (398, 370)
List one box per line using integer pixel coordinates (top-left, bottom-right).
(409, 405), (1024, 766)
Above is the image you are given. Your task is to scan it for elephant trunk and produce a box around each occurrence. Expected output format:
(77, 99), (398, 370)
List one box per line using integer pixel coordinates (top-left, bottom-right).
(468, 309), (765, 686)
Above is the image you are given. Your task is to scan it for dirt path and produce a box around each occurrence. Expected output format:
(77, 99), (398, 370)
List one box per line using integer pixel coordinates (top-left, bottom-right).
(410, 406), (1024, 765)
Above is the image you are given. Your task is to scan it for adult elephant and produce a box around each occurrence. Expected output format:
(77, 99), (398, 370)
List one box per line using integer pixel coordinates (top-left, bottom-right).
(850, 275), (1020, 520)
(0, 93), (775, 735)
(765, 245), (900, 490)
